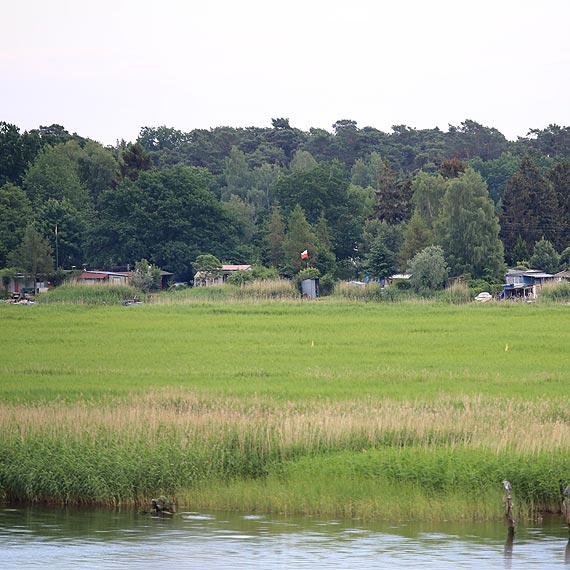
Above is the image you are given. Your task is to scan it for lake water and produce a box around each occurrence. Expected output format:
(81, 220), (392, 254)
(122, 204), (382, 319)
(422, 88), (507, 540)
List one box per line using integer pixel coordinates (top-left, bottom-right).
(2, 505), (570, 569)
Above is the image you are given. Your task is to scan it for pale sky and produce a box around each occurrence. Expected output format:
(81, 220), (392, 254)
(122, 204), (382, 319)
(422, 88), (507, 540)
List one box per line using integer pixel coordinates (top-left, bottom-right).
(2, 0), (570, 146)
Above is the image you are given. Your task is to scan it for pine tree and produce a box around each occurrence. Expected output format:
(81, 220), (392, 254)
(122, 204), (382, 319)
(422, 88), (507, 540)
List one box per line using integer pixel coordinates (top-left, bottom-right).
(548, 160), (570, 250)
(373, 159), (412, 225)
(264, 205), (286, 269)
(501, 156), (560, 262)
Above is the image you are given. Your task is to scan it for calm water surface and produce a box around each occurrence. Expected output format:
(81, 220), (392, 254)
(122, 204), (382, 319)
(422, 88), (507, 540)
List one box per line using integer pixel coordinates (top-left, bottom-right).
(2, 505), (570, 569)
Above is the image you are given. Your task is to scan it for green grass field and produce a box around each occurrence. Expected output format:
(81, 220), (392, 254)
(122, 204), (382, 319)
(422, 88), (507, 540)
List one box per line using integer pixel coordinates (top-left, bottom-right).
(1, 299), (570, 520)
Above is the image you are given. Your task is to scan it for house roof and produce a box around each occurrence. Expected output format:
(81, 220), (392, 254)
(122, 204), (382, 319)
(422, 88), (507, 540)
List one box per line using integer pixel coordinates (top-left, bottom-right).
(506, 269), (554, 278)
(222, 265), (252, 271)
(80, 271), (130, 279)
(80, 272), (109, 280)
(525, 272), (554, 279)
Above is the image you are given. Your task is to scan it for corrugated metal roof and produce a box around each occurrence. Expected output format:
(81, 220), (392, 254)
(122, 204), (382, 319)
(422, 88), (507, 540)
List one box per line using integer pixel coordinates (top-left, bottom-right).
(526, 272), (554, 278)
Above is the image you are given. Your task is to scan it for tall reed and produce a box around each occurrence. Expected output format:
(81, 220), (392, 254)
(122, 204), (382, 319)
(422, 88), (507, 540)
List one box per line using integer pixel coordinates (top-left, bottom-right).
(2, 392), (570, 518)
(39, 284), (142, 305)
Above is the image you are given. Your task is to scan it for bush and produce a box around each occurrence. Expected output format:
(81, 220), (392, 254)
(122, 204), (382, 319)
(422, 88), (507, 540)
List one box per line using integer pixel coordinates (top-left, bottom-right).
(408, 246), (448, 292)
(394, 279), (411, 290)
(226, 265), (279, 286)
(318, 274), (336, 296)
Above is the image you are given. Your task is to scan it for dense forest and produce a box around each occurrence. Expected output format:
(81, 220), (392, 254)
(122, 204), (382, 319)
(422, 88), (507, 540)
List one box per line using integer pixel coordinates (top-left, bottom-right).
(3, 118), (570, 287)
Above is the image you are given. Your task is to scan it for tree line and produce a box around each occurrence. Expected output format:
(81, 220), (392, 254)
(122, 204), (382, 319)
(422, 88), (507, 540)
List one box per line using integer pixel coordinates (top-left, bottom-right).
(2, 118), (570, 290)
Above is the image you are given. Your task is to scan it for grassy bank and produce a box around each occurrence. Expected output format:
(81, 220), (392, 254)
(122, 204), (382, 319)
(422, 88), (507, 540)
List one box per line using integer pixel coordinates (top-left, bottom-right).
(1, 301), (569, 520)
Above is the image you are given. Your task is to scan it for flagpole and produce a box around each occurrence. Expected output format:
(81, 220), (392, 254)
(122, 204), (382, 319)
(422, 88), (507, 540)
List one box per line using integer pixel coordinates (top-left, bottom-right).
(55, 225), (59, 269)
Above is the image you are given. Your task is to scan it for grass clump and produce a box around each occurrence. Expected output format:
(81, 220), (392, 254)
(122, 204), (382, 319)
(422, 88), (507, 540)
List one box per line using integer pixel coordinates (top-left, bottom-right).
(39, 284), (142, 305)
(157, 280), (296, 303)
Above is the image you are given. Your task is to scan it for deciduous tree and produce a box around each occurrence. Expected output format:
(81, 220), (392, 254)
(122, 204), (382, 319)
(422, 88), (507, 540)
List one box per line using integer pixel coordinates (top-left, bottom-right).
(436, 167), (505, 279)
(7, 224), (53, 281)
(283, 205), (316, 276)
(0, 183), (33, 268)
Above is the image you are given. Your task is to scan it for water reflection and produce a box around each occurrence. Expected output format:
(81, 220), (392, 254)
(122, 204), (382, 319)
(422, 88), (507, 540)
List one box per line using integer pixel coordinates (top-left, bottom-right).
(1, 506), (570, 569)
(503, 529), (514, 569)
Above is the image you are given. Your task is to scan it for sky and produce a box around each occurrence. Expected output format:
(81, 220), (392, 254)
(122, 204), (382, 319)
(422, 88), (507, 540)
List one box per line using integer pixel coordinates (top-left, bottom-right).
(2, 0), (570, 146)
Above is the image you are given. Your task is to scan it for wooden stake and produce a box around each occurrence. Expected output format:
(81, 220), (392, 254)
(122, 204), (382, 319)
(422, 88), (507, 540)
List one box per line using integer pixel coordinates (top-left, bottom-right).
(503, 480), (515, 533)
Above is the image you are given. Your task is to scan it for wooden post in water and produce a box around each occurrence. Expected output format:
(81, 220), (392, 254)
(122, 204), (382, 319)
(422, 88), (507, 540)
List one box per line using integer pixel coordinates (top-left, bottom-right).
(503, 480), (515, 535)
(562, 484), (570, 533)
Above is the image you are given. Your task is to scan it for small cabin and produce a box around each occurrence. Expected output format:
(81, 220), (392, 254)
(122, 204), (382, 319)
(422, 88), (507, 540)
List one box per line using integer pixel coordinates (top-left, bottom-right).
(78, 271), (131, 286)
(194, 265), (252, 287)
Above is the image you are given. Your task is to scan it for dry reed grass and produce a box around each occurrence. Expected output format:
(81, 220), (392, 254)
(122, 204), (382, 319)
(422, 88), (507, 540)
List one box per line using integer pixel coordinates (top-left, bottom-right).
(3, 390), (569, 455)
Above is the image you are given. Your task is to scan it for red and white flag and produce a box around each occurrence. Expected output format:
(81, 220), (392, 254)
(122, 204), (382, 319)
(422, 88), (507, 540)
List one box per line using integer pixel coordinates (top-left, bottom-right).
(300, 249), (309, 260)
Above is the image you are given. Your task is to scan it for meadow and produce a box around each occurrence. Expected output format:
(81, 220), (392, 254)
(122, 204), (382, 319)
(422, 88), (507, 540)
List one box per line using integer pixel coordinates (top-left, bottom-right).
(1, 297), (570, 521)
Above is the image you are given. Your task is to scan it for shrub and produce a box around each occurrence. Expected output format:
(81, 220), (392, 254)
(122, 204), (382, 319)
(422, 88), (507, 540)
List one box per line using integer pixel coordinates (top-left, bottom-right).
(226, 265), (278, 286)
(318, 273), (336, 296)
(408, 246), (448, 292)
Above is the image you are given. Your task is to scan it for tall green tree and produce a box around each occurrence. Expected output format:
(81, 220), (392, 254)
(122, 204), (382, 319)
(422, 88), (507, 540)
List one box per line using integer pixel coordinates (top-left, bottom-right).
(221, 146), (254, 200)
(500, 156), (560, 262)
(313, 213), (337, 276)
(7, 224), (53, 280)
(399, 210), (434, 268)
(548, 160), (570, 250)
(468, 153), (521, 205)
(23, 143), (91, 211)
(223, 194), (256, 261)
(289, 149), (318, 173)
(0, 122), (41, 186)
(36, 198), (86, 269)
(529, 238), (559, 273)
(117, 142), (152, 183)
(249, 162), (281, 212)
(0, 183), (33, 268)
(276, 161), (359, 260)
(282, 204), (316, 276)
(88, 166), (235, 280)
(364, 237), (397, 281)
(436, 167), (505, 279)
(264, 205), (286, 269)
(411, 171), (447, 229)
(350, 152), (387, 188)
(372, 159), (412, 225)
(77, 141), (118, 202)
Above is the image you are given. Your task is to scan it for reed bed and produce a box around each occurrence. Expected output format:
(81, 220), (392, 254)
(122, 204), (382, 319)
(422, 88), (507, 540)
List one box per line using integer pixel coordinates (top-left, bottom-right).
(539, 281), (570, 303)
(4, 392), (570, 455)
(39, 283), (142, 305)
(2, 391), (570, 518)
(155, 279), (297, 304)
